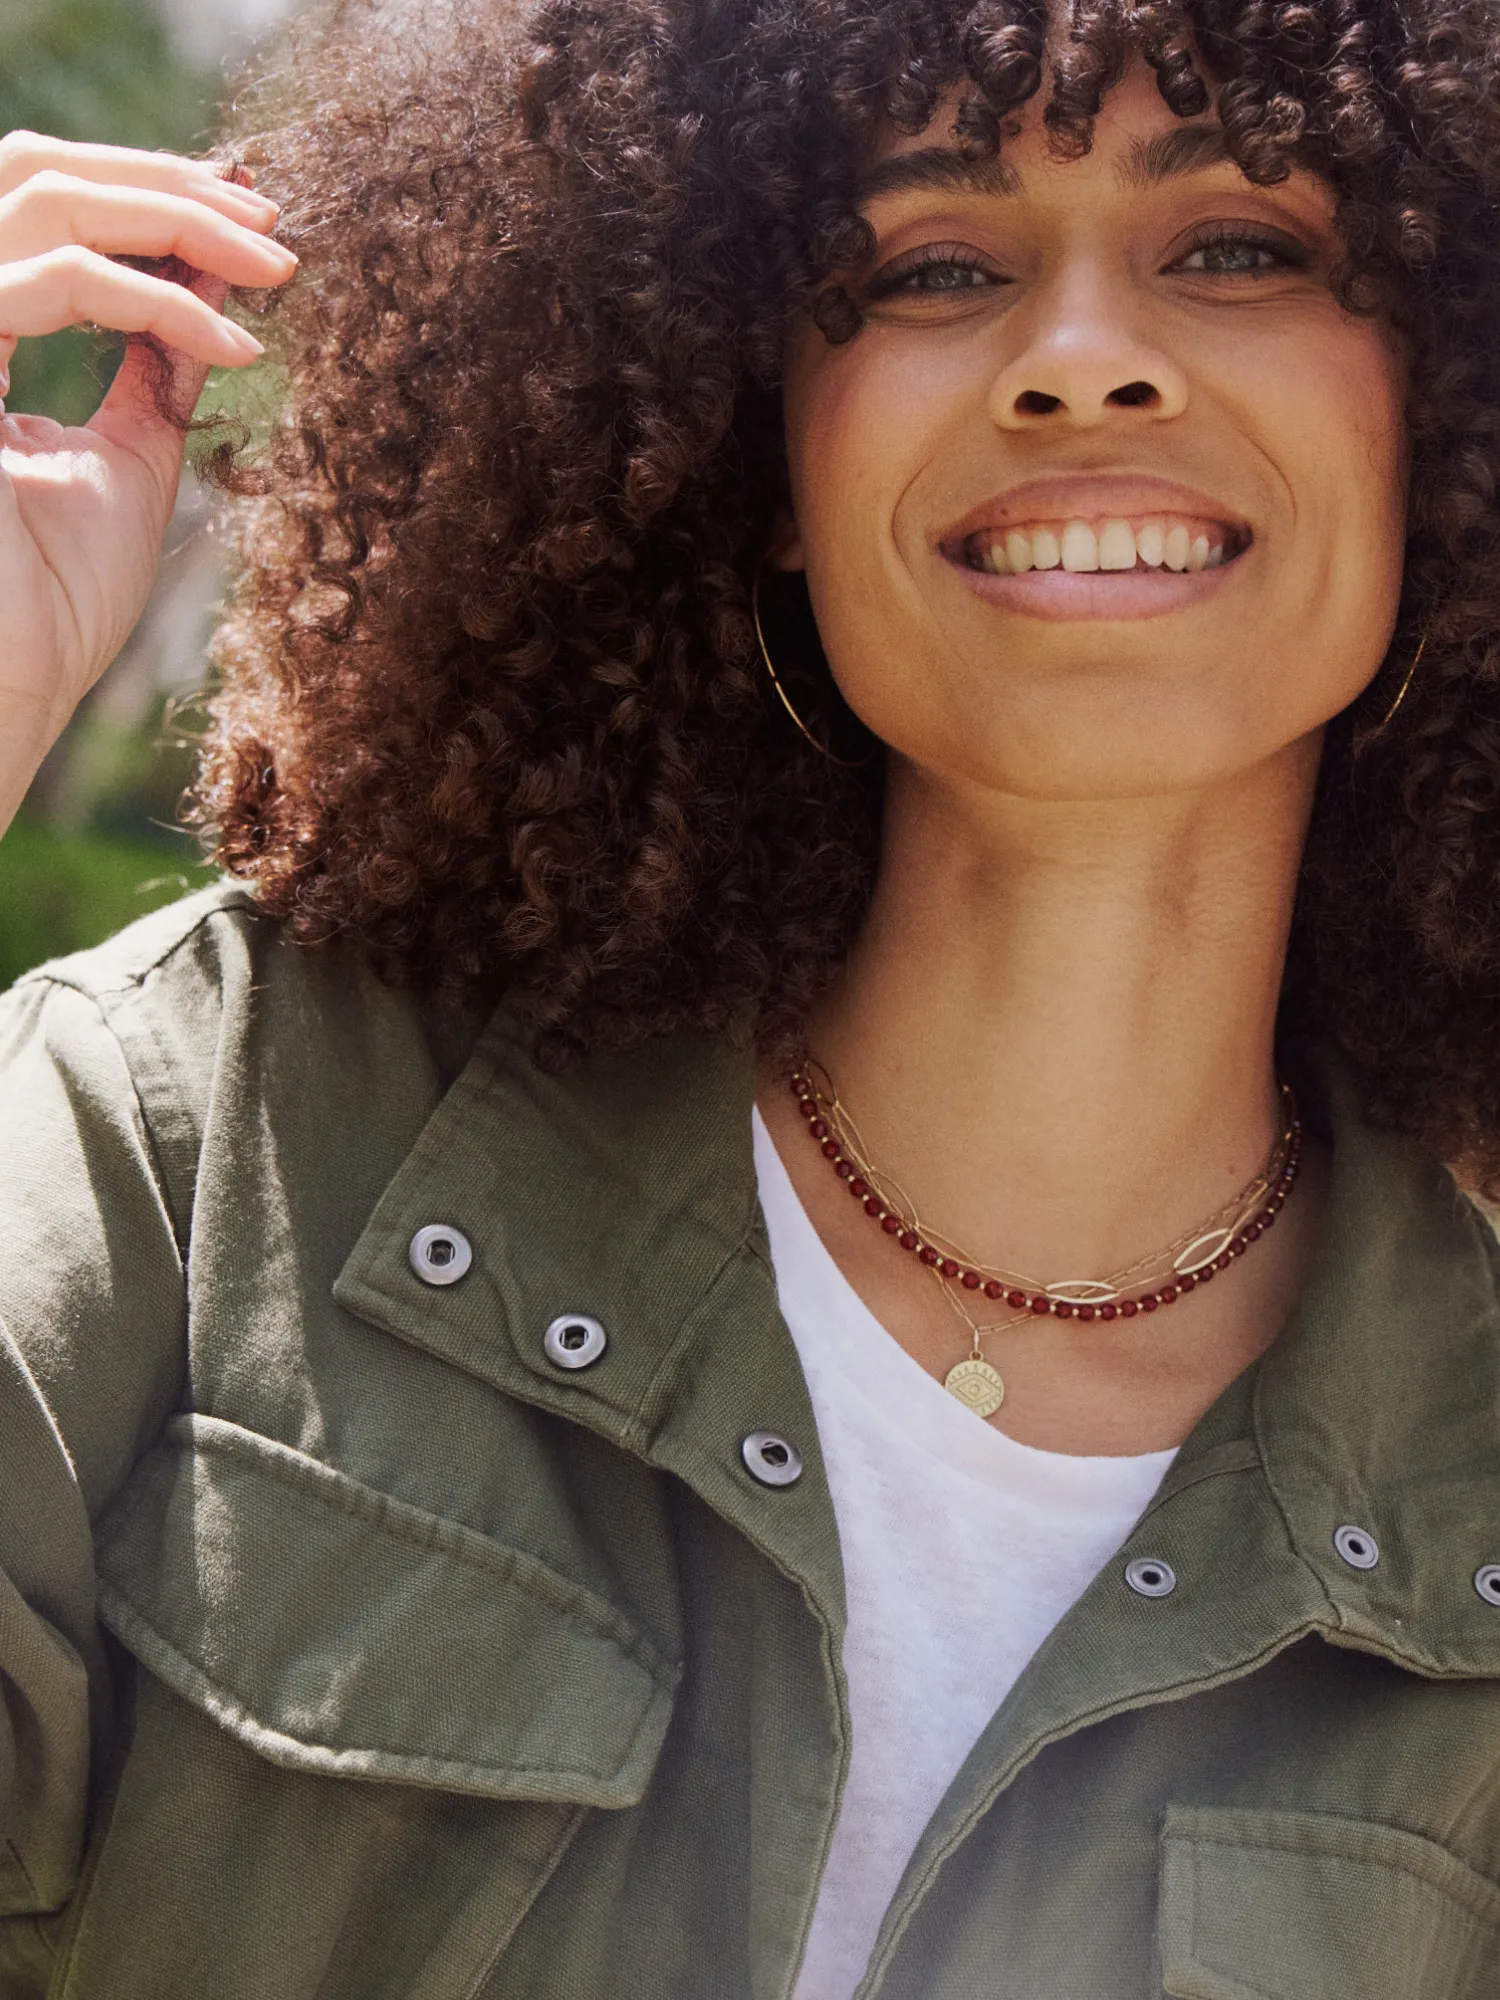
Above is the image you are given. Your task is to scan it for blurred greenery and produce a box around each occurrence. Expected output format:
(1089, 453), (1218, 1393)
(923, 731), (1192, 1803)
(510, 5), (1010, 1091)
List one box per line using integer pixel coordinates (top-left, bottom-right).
(2, 0), (228, 980)
(0, 820), (215, 990)
(1, 0), (218, 422)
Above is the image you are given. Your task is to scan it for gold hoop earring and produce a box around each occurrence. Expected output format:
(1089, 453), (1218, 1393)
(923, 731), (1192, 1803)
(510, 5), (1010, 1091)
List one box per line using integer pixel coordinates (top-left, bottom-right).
(1354, 630), (1427, 755)
(752, 566), (876, 770)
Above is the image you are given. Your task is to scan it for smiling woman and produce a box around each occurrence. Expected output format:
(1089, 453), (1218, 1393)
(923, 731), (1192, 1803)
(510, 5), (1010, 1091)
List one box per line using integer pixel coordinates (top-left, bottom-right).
(6, 2), (1500, 1998)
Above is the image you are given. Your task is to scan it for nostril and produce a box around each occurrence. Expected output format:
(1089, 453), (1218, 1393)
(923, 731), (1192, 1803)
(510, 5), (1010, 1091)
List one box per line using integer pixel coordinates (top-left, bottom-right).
(1015, 389), (1063, 417)
(1108, 380), (1158, 408)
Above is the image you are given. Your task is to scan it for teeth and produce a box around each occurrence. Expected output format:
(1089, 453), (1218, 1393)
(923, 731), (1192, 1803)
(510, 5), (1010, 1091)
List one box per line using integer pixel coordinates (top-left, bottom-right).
(1060, 521), (1099, 572)
(968, 517), (1233, 576)
(1032, 526), (1061, 570)
(1097, 519), (1136, 571)
(1136, 519), (1165, 568)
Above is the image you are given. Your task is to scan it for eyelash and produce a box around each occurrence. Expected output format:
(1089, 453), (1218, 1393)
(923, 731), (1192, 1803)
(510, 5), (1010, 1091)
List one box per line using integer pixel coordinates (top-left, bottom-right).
(863, 223), (1310, 299)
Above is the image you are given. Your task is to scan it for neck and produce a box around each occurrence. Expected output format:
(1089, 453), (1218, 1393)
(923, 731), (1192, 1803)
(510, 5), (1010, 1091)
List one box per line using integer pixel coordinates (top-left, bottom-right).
(806, 736), (1321, 1281)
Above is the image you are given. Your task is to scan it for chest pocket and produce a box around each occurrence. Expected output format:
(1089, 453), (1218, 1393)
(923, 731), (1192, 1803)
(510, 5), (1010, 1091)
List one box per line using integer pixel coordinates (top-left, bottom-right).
(75, 1413), (681, 1999)
(1159, 1805), (1500, 2000)
(94, 1410), (680, 1806)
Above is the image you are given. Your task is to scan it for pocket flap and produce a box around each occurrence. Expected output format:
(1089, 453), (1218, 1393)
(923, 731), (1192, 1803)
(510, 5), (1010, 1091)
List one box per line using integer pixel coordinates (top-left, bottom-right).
(1159, 1805), (1500, 2000)
(95, 1414), (678, 1808)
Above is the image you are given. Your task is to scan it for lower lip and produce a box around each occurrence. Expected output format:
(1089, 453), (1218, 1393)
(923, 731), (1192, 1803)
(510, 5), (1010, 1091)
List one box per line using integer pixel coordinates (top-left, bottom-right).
(945, 554), (1244, 623)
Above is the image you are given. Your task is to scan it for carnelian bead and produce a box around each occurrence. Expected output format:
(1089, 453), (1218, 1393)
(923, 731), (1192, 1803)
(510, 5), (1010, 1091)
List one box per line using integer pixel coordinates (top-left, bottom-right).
(1007, 1289), (1027, 1309)
(961, 1271), (982, 1290)
(984, 1280), (1004, 1300)
(798, 1098), (818, 1120)
(1196, 1265), (1216, 1282)
(1029, 1296), (1051, 1316)
(835, 1160), (855, 1180)
(1119, 1300), (1138, 1318)
(1054, 1302), (1075, 1319)
(1140, 1295), (1159, 1313)
(821, 1139), (839, 1159)
(1077, 1305), (1096, 1322)
(881, 1215), (902, 1235)
(809, 1118), (829, 1140)
(899, 1230), (920, 1252)
(864, 1197), (883, 1217)
(1158, 1285), (1178, 1305)
(936, 1258), (957, 1278)
(920, 1247), (941, 1267)
(1178, 1273), (1197, 1292)
(1099, 1303), (1118, 1321)
(850, 1177), (870, 1198)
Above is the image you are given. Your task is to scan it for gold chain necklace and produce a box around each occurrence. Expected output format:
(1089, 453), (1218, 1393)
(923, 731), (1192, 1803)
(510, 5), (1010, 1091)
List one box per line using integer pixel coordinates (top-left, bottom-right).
(789, 1061), (1303, 1419)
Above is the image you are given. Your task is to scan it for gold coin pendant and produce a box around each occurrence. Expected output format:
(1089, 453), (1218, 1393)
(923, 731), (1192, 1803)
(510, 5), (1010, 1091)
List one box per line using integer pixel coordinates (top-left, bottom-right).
(944, 1357), (1005, 1420)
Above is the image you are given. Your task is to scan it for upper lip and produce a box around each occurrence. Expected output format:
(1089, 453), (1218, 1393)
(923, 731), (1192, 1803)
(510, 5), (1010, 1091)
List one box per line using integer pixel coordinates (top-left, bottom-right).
(939, 474), (1253, 547)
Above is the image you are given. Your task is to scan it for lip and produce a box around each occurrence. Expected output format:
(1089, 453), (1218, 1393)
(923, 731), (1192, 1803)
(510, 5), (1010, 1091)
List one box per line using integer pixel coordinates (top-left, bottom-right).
(951, 563), (1242, 623)
(938, 473), (1253, 547)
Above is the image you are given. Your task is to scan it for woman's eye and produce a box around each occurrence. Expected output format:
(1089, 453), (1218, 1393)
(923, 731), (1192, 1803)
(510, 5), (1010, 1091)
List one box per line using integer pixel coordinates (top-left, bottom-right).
(864, 248), (1002, 302)
(1171, 232), (1304, 277)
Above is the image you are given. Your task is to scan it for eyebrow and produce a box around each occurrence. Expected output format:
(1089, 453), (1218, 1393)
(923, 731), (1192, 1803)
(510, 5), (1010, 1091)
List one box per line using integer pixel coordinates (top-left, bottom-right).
(855, 122), (1235, 206)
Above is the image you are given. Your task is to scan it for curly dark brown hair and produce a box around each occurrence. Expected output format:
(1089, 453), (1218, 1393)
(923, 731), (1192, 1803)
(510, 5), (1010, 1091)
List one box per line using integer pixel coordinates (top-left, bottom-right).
(188, 0), (1500, 1182)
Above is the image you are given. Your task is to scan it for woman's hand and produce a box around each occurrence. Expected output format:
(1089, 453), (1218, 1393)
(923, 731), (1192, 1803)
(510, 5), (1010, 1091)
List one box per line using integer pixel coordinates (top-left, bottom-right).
(0, 132), (297, 837)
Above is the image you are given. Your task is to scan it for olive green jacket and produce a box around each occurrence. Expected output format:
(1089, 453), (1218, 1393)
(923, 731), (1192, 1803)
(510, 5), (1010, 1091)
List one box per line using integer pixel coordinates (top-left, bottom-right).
(4, 885), (1500, 2000)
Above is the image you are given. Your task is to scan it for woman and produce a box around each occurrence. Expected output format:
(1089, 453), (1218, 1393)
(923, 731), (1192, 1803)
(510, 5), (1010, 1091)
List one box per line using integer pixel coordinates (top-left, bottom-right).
(3, 0), (1500, 1991)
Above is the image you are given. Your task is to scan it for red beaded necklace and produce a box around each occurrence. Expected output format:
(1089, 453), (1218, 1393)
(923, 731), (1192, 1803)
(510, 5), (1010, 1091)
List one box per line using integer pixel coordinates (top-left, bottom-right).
(789, 1061), (1304, 1417)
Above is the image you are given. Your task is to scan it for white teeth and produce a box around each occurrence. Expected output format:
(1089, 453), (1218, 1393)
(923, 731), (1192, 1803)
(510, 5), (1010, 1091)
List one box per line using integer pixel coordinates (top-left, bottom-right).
(1098, 519), (1136, 571)
(1060, 520), (1099, 572)
(968, 517), (1235, 577)
(1031, 526), (1061, 570)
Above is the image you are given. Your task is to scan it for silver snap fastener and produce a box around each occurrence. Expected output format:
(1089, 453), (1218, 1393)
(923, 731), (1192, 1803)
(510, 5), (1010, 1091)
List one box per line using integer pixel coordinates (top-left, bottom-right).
(1333, 1524), (1379, 1571)
(742, 1432), (803, 1488)
(1124, 1557), (1177, 1599)
(543, 1314), (607, 1371)
(1475, 1565), (1500, 1606)
(408, 1224), (473, 1286)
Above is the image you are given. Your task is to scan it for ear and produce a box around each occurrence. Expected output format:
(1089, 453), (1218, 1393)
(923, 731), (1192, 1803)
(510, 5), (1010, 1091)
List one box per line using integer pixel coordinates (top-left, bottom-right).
(766, 511), (806, 573)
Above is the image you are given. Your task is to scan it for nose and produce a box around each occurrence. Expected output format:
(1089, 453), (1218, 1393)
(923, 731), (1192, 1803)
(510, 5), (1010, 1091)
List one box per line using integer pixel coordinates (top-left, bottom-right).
(988, 283), (1188, 431)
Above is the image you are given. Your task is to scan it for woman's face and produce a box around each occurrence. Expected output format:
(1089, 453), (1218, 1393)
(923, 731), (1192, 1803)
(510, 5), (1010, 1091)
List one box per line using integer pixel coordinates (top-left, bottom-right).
(779, 63), (1409, 800)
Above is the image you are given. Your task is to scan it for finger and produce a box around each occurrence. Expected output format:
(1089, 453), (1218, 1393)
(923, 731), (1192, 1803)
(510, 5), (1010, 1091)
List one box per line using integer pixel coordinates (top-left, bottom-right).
(0, 132), (281, 226)
(0, 247), (263, 365)
(0, 173), (298, 288)
(91, 267), (232, 462)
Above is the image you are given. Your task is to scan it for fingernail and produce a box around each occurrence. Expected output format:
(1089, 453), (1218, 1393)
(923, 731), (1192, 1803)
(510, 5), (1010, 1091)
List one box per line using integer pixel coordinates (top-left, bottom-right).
(225, 325), (265, 359)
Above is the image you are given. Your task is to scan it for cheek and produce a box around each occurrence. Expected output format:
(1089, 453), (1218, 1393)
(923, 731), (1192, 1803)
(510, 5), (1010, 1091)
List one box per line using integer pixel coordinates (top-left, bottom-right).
(1244, 315), (1407, 588)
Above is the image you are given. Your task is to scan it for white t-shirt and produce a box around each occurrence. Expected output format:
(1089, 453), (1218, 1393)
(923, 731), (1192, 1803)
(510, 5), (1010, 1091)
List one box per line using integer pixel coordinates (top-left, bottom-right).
(752, 1110), (1177, 2000)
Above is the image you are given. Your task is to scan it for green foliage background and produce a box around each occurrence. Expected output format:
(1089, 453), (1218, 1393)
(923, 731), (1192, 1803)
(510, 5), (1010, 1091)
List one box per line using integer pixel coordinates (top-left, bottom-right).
(0, 0), (224, 986)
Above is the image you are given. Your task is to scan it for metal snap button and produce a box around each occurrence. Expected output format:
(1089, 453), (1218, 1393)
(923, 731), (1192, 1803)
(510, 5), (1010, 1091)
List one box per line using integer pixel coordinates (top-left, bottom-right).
(1333, 1524), (1379, 1571)
(742, 1431), (803, 1488)
(543, 1314), (607, 1371)
(408, 1224), (473, 1287)
(1475, 1565), (1500, 1606)
(1124, 1557), (1177, 1599)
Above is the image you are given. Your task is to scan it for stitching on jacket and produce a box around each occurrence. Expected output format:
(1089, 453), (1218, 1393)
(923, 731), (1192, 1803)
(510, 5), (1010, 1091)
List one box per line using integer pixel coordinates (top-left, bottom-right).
(97, 1585), (664, 1791)
(160, 1412), (680, 1688)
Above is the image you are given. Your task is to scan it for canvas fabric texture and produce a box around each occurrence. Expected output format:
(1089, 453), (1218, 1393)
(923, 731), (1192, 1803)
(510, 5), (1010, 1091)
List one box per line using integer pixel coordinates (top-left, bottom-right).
(2, 884), (1500, 1998)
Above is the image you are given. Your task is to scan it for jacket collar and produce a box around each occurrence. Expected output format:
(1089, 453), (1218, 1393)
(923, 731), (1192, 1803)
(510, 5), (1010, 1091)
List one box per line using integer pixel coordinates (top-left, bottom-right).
(335, 1011), (1500, 1672)
(333, 1006), (845, 1625)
